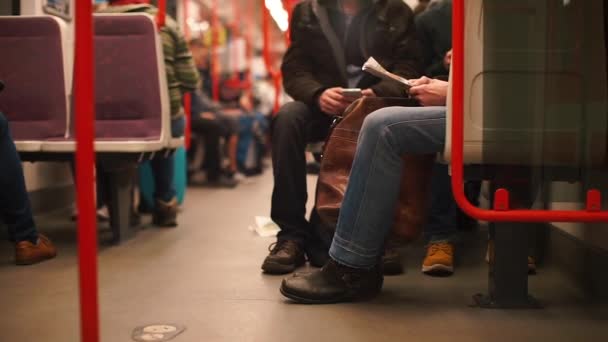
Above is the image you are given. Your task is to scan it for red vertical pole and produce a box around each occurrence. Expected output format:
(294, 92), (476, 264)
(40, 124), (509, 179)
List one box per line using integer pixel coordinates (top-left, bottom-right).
(182, 0), (192, 150)
(211, 0), (220, 101)
(156, 0), (166, 29)
(262, 0), (281, 114)
(75, 1), (99, 342)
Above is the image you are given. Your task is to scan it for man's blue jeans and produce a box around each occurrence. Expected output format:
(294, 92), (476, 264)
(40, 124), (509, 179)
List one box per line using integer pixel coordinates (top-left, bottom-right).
(0, 113), (38, 243)
(150, 117), (184, 202)
(329, 106), (446, 268)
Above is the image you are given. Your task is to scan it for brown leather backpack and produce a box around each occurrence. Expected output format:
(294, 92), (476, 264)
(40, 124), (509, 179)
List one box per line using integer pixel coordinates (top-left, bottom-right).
(315, 97), (435, 243)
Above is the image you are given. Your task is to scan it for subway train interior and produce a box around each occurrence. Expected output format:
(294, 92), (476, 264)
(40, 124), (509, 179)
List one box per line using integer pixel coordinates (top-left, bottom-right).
(1, 0), (608, 341)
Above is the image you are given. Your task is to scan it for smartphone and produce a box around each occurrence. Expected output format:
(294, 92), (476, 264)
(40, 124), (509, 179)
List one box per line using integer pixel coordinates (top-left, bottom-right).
(342, 88), (362, 99)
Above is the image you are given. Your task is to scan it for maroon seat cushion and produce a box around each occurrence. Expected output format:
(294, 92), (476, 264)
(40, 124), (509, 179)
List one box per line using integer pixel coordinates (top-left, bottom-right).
(91, 15), (162, 140)
(0, 17), (67, 141)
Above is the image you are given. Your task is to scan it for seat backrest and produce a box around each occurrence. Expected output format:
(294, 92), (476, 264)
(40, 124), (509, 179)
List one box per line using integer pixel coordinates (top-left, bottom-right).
(91, 13), (168, 141)
(445, 0), (608, 167)
(0, 16), (70, 141)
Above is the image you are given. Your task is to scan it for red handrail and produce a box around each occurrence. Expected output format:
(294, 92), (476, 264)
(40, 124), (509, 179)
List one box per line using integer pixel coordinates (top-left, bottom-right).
(75, 1), (99, 342)
(182, 0), (191, 150)
(451, 0), (608, 222)
(262, 0), (281, 114)
(211, 0), (221, 101)
(156, 0), (166, 29)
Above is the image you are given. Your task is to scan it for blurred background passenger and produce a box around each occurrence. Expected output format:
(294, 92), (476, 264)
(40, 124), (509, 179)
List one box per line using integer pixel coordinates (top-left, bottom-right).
(0, 113), (56, 265)
(99, 0), (200, 227)
(413, 0), (432, 16)
(262, 0), (422, 275)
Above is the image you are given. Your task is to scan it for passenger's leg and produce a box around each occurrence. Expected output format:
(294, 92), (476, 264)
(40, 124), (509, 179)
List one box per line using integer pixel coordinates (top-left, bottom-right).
(422, 163), (459, 276)
(0, 113), (56, 264)
(150, 117), (184, 227)
(263, 101), (331, 274)
(281, 106), (446, 303)
(190, 114), (236, 187)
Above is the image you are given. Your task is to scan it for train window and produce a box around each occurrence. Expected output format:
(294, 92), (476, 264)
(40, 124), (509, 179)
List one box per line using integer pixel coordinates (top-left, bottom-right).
(42, 0), (72, 21)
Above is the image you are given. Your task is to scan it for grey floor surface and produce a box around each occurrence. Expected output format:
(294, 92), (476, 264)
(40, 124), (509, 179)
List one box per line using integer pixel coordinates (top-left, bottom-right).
(1, 172), (607, 342)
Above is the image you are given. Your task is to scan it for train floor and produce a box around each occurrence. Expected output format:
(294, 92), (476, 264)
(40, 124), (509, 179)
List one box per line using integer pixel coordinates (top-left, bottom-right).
(1, 171), (607, 341)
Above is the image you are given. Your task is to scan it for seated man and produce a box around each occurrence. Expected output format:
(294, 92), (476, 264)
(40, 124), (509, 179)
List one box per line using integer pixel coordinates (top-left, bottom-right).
(0, 113), (57, 265)
(189, 89), (239, 188)
(263, 0), (421, 275)
(280, 76), (447, 303)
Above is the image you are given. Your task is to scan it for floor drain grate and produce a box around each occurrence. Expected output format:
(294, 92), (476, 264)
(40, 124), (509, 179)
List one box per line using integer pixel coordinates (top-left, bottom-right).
(132, 324), (186, 341)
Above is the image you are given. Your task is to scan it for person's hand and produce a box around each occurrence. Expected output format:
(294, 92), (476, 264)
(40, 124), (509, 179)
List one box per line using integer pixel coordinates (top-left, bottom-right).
(200, 112), (215, 120)
(362, 88), (376, 97)
(318, 87), (351, 115)
(443, 49), (452, 70)
(409, 79), (449, 106)
(408, 76), (433, 87)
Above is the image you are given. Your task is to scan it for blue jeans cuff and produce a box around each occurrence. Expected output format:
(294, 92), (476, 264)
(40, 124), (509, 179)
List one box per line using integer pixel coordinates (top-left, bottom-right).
(329, 235), (380, 269)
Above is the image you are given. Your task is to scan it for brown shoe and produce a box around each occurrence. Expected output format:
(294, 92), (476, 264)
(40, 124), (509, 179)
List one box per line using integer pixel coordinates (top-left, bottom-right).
(153, 197), (178, 227)
(15, 234), (57, 265)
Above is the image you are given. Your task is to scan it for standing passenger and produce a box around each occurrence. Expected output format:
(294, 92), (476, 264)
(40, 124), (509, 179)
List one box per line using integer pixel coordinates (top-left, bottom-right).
(99, 0), (200, 226)
(263, 0), (422, 275)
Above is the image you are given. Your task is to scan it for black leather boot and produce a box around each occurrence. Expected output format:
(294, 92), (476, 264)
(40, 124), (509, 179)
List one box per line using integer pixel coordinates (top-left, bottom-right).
(280, 259), (383, 304)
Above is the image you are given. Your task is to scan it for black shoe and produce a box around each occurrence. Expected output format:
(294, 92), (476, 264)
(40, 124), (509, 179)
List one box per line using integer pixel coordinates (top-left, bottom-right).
(280, 259), (383, 304)
(206, 174), (239, 188)
(306, 244), (329, 268)
(382, 247), (404, 275)
(152, 197), (178, 227)
(262, 240), (305, 275)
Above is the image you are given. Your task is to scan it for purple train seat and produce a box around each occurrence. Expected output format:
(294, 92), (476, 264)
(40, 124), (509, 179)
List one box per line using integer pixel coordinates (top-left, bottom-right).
(0, 16), (71, 152)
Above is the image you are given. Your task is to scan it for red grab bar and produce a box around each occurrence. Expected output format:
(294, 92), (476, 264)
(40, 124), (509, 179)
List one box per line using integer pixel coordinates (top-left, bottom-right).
(262, 0), (282, 114)
(156, 0), (166, 29)
(75, 1), (100, 342)
(451, 0), (608, 222)
(181, 0), (192, 150)
(211, 0), (221, 101)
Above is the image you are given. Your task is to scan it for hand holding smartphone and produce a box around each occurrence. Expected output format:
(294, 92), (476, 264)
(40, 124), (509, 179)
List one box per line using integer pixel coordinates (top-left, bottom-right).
(342, 88), (362, 99)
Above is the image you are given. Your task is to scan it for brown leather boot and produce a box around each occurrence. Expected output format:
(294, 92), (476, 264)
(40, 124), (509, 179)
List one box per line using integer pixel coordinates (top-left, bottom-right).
(15, 234), (57, 265)
(391, 154), (435, 242)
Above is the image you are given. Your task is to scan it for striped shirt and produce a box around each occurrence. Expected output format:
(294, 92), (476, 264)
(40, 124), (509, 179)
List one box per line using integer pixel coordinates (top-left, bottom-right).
(98, 4), (200, 118)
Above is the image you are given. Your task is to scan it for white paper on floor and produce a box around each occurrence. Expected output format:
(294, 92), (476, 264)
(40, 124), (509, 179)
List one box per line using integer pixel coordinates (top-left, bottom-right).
(249, 216), (280, 237)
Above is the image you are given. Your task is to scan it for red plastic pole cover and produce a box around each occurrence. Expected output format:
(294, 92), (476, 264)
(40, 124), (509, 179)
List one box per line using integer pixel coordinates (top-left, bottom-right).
(211, 0), (220, 101)
(156, 0), (166, 29)
(182, 0), (191, 150)
(75, 1), (100, 342)
(451, 0), (608, 222)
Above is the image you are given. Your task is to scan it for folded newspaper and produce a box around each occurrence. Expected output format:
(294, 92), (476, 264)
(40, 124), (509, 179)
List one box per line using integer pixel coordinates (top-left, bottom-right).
(362, 57), (412, 91)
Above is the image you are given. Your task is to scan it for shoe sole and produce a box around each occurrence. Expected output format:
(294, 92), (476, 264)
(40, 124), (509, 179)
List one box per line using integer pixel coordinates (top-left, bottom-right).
(280, 282), (383, 304)
(15, 253), (57, 266)
(422, 264), (454, 276)
(261, 259), (305, 275)
(280, 286), (353, 304)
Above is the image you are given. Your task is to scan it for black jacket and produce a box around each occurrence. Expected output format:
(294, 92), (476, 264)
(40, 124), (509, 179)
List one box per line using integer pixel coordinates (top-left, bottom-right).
(281, 0), (423, 108)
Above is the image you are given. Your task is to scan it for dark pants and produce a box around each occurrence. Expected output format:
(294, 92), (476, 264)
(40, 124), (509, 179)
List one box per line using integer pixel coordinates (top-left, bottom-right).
(0, 113), (37, 243)
(150, 117), (184, 202)
(271, 101), (332, 244)
(190, 115), (224, 181)
(426, 163), (459, 242)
